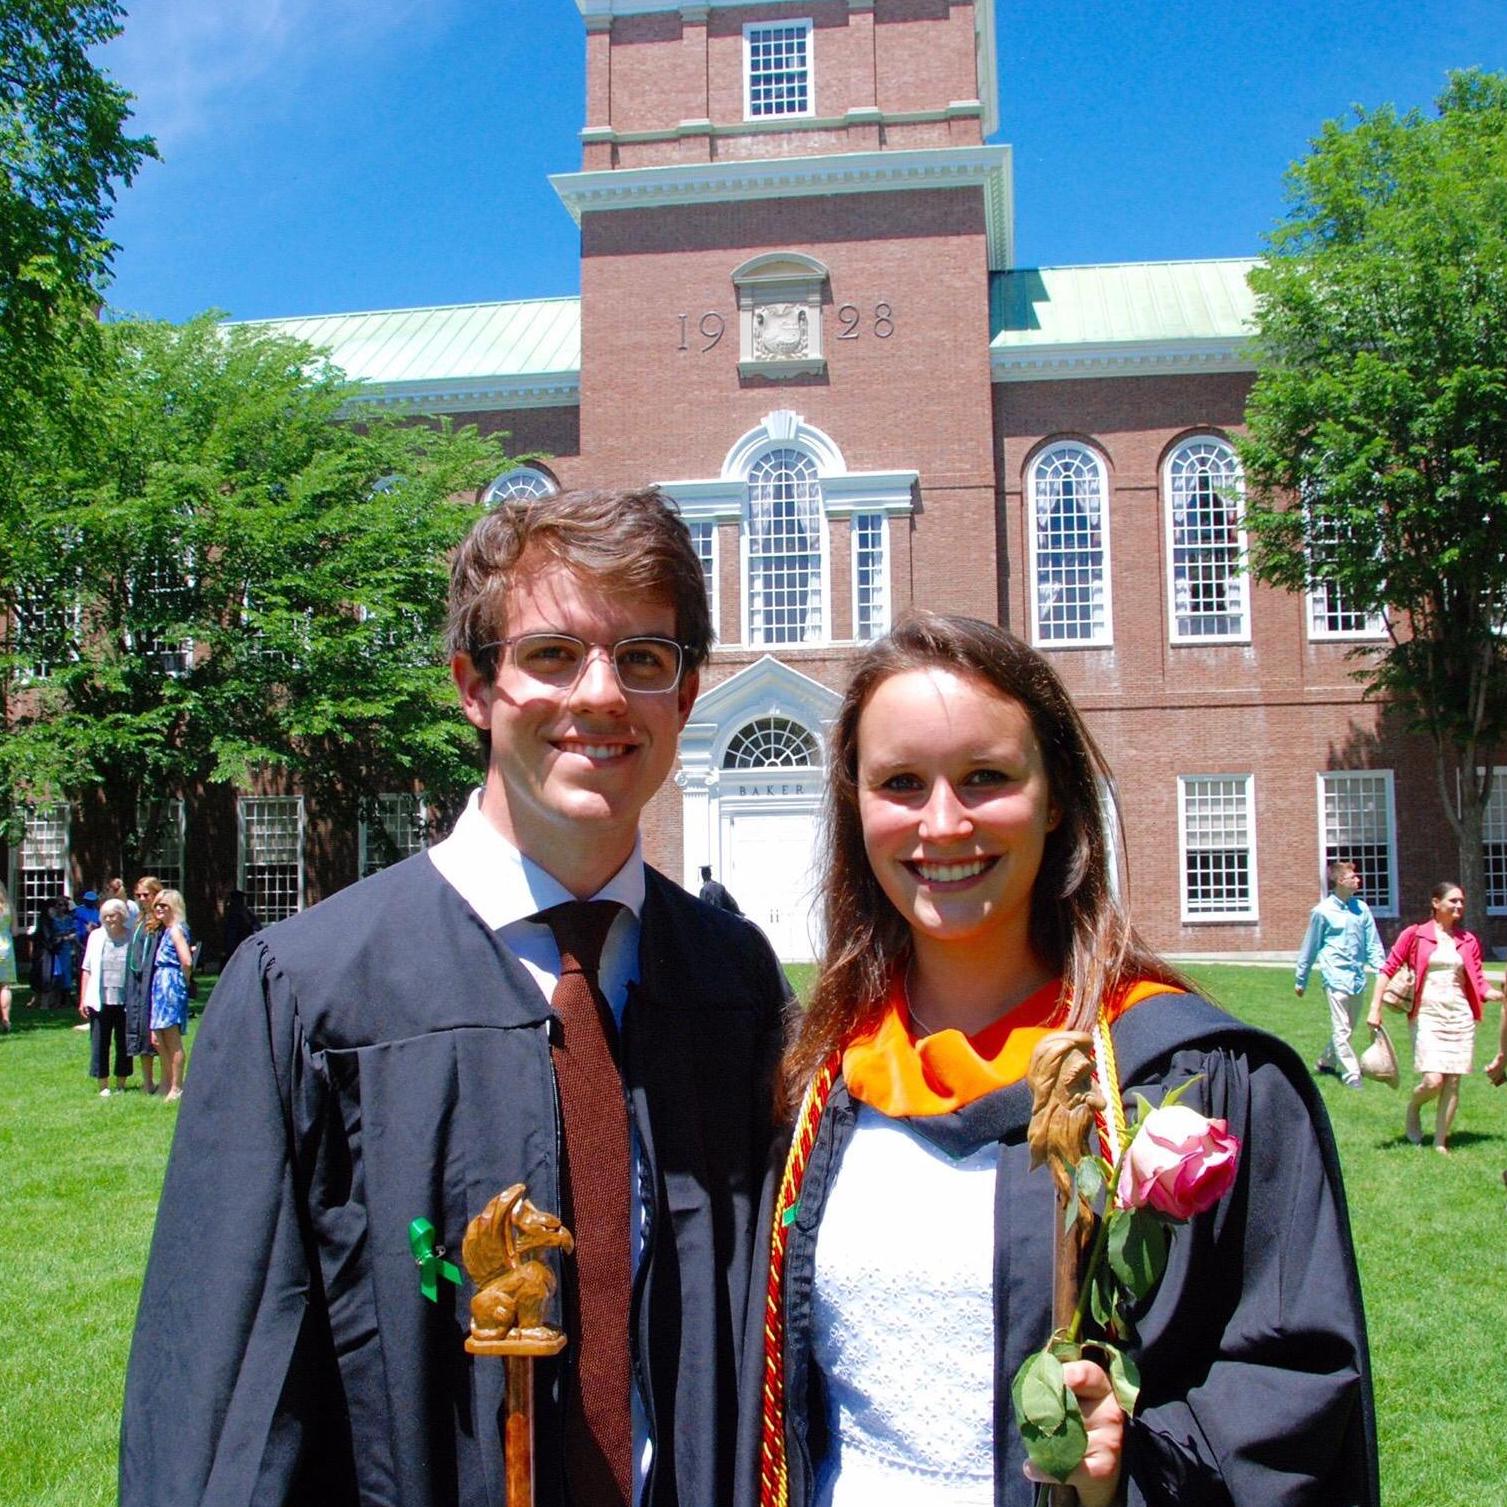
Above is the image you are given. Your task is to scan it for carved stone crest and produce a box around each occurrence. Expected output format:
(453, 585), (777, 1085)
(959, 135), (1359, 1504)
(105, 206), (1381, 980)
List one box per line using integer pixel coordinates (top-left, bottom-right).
(752, 302), (809, 361)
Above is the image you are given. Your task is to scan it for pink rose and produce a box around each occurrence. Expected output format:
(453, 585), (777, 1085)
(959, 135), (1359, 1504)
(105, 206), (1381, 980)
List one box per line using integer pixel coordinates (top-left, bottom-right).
(1115, 1102), (1240, 1220)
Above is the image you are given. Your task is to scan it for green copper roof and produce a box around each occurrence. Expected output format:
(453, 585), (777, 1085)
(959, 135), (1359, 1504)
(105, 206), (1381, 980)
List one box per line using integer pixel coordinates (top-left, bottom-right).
(990, 258), (1257, 350)
(234, 296), (582, 410)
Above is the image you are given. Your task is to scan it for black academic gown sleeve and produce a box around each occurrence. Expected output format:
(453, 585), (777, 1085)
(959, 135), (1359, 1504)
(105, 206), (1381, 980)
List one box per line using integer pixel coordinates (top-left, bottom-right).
(1124, 1043), (1378, 1507)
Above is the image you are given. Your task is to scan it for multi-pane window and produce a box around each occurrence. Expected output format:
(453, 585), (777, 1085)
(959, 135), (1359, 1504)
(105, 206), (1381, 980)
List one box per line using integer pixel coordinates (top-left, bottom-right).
(238, 797), (304, 923)
(11, 805), (69, 929)
(138, 799), (186, 893)
(686, 519), (718, 623)
(483, 467), (556, 504)
(723, 717), (821, 770)
(1306, 504), (1385, 639)
(1166, 438), (1247, 641)
(9, 586), (79, 681)
(1483, 771), (1507, 915)
(1179, 775), (1257, 921)
(852, 513), (888, 641)
(1318, 771), (1397, 916)
(745, 448), (824, 645)
(129, 558), (194, 676)
(1030, 443), (1111, 646)
(745, 20), (812, 118)
(359, 794), (429, 878)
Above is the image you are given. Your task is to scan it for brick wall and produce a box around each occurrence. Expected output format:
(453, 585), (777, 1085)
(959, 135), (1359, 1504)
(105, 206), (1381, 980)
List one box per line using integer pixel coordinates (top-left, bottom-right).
(588, 0), (984, 168)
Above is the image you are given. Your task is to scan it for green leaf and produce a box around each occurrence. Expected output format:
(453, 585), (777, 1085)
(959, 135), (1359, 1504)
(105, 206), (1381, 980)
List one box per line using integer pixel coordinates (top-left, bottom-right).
(1010, 1350), (1088, 1484)
(1108, 1209), (1169, 1298)
(1012, 1348), (1069, 1431)
(1090, 1342), (1142, 1414)
(1160, 1074), (1204, 1110)
(1075, 1157), (1107, 1208)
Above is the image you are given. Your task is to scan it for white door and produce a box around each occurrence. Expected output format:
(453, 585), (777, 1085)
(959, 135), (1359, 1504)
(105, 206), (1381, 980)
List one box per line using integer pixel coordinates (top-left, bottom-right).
(722, 806), (821, 963)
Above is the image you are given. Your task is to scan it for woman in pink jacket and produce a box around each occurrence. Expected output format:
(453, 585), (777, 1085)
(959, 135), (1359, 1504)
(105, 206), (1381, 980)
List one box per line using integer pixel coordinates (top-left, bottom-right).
(1368, 882), (1499, 1153)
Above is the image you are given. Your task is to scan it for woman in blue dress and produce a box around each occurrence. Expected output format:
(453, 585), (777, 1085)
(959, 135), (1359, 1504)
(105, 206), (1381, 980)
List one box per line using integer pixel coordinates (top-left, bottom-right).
(149, 888), (194, 1102)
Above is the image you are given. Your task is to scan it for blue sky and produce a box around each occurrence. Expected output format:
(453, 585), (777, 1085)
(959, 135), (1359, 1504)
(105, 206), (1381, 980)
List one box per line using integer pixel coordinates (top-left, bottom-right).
(99, 0), (1507, 324)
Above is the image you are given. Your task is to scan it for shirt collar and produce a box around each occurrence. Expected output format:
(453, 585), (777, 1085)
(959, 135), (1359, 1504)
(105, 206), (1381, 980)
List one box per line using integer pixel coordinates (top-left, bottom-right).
(427, 788), (646, 931)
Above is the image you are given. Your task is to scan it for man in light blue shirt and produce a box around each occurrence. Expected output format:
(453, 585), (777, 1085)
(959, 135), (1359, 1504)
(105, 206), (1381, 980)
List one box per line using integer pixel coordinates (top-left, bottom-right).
(1295, 860), (1386, 1087)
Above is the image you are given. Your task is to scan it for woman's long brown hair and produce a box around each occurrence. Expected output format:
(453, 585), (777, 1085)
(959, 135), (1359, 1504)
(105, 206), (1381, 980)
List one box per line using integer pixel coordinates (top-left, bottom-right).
(783, 614), (1188, 1109)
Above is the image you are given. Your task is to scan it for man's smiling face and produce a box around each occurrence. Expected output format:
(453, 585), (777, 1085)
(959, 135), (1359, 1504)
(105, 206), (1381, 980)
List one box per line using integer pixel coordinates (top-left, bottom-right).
(454, 552), (697, 896)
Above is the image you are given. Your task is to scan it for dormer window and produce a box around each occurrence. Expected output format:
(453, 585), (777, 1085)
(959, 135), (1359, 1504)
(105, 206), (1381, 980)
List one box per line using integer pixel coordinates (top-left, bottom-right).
(745, 20), (812, 119)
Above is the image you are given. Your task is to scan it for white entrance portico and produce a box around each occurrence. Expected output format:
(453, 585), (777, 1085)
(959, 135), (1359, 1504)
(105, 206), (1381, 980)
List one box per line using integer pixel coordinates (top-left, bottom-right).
(677, 656), (841, 962)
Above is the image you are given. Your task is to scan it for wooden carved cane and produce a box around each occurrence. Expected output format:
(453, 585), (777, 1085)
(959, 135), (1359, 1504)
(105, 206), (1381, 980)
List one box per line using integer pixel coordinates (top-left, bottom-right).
(462, 1184), (575, 1507)
(1026, 1031), (1106, 1507)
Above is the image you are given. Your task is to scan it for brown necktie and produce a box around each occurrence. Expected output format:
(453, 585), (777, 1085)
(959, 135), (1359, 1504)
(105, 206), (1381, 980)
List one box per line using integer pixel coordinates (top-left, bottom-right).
(540, 900), (634, 1507)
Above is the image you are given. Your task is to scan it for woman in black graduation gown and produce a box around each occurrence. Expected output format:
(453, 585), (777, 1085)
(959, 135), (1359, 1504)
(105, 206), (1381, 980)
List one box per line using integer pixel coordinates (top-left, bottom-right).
(745, 615), (1378, 1507)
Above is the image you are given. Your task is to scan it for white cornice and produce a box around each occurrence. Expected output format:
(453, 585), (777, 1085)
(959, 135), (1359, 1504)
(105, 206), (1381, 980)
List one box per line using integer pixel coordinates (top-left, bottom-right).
(338, 372), (581, 415)
(553, 145), (1014, 269)
(990, 337), (1255, 382)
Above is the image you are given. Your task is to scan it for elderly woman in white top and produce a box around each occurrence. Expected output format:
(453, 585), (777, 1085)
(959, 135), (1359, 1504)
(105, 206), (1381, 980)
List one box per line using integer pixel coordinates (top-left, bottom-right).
(80, 898), (133, 1095)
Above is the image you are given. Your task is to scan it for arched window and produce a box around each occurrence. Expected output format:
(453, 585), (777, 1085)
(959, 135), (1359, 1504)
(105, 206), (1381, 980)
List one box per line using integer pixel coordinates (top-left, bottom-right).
(483, 466), (557, 504)
(1029, 443), (1111, 646)
(722, 716), (821, 769)
(745, 448), (824, 645)
(1164, 437), (1247, 642)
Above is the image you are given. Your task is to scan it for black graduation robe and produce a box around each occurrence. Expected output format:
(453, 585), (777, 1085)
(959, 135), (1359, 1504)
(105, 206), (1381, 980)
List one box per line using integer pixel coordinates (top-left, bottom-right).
(739, 993), (1380, 1507)
(121, 853), (788, 1507)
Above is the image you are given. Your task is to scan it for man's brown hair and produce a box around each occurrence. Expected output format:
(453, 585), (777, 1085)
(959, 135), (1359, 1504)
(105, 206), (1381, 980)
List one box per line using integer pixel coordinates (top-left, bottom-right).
(446, 487), (713, 680)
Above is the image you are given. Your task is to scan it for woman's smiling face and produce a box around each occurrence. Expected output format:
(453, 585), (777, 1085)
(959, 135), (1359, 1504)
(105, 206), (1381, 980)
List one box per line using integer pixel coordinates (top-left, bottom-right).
(856, 667), (1059, 956)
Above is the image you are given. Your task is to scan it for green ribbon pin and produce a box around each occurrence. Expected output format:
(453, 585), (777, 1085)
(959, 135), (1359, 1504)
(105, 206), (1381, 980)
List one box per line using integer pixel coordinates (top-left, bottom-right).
(408, 1217), (462, 1303)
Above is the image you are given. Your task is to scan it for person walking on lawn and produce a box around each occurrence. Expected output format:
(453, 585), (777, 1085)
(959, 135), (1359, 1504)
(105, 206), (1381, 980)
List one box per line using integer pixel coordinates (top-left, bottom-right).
(1295, 860), (1385, 1089)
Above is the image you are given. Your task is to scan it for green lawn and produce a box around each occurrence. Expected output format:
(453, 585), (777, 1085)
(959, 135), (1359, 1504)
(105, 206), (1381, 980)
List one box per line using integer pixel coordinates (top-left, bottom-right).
(2, 966), (1503, 1505)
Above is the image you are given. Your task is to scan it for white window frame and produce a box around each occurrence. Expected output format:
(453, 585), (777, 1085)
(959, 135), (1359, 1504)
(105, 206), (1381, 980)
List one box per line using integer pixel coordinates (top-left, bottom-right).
(850, 512), (889, 642)
(722, 716), (823, 771)
(1028, 441), (1113, 648)
(1316, 771), (1398, 918)
(482, 466), (557, 504)
(1307, 577), (1387, 641)
(1480, 768), (1507, 916)
(9, 589), (81, 682)
(237, 796), (305, 923)
(685, 519), (719, 631)
(741, 446), (829, 647)
(9, 804), (70, 930)
(1304, 500), (1386, 641)
(358, 794), (430, 879)
(1178, 774), (1258, 922)
(744, 18), (814, 120)
(138, 799), (187, 894)
(1164, 437), (1249, 644)
(127, 555), (195, 677)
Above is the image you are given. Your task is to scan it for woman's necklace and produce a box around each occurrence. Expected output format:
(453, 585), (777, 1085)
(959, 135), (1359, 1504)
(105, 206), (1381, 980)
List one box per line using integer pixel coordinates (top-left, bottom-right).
(902, 962), (949, 1038)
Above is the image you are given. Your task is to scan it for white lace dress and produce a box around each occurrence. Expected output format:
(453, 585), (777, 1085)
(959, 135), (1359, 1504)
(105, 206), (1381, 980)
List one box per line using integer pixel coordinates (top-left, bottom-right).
(810, 1105), (998, 1507)
(1413, 929), (1476, 1074)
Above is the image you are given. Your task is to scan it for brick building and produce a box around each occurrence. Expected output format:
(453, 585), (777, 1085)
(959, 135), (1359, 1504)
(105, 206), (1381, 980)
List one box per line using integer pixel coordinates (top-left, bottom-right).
(6, 0), (1492, 961)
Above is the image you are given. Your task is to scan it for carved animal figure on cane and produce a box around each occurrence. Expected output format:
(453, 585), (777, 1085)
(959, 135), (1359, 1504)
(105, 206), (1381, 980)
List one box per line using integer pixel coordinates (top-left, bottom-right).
(463, 1183), (576, 1346)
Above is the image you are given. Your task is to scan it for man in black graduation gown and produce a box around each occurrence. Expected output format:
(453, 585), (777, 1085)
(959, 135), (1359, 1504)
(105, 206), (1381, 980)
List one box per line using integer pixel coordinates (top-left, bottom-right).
(121, 488), (789, 1507)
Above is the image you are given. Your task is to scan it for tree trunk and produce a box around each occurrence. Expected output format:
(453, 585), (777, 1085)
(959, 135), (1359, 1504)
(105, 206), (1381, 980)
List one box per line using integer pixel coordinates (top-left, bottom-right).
(1437, 745), (1492, 941)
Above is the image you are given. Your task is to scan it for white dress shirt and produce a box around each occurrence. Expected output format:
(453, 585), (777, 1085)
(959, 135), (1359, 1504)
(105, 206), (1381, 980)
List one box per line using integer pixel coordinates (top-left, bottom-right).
(427, 789), (653, 1498)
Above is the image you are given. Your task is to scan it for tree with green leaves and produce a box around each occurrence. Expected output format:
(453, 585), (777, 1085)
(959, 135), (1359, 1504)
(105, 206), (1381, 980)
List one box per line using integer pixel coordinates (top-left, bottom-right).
(1240, 69), (1507, 931)
(1, 0), (153, 380)
(1, 313), (511, 876)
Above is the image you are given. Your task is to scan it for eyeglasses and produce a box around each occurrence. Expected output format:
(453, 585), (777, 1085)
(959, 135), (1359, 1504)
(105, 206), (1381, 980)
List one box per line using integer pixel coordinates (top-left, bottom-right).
(480, 634), (685, 695)
(152, 902), (171, 913)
